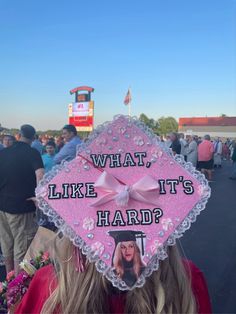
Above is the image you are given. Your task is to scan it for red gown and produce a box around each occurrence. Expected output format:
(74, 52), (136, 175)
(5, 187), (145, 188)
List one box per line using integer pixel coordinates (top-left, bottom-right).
(15, 260), (212, 314)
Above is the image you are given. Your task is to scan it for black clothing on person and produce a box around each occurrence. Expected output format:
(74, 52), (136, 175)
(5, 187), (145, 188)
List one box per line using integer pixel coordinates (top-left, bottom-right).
(0, 142), (44, 214)
(170, 140), (181, 155)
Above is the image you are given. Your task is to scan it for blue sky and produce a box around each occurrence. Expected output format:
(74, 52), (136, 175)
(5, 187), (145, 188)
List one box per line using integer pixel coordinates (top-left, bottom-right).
(0, 0), (235, 130)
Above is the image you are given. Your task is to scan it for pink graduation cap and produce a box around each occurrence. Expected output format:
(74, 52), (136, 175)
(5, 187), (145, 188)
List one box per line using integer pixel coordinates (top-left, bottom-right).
(36, 115), (211, 290)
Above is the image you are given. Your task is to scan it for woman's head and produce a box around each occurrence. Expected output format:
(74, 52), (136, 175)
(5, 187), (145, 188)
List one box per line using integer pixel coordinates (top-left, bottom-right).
(112, 241), (144, 282)
(42, 235), (196, 314)
(120, 241), (135, 262)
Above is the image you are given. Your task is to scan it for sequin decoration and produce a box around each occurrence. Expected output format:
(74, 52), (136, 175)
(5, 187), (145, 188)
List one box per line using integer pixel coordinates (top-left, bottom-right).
(73, 221), (80, 226)
(91, 242), (105, 256)
(82, 217), (95, 231)
(161, 218), (174, 231)
(103, 253), (110, 260)
(95, 137), (107, 146)
(150, 240), (162, 254)
(87, 233), (94, 239)
(83, 164), (90, 171)
(134, 136), (145, 146)
(112, 136), (119, 142)
(150, 147), (159, 158)
(158, 231), (165, 237)
(118, 126), (127, 134)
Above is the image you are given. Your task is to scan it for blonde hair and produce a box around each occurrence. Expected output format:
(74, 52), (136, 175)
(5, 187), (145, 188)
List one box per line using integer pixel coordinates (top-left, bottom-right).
(41, 235), (196, 314)
(113, 241), (144, 279)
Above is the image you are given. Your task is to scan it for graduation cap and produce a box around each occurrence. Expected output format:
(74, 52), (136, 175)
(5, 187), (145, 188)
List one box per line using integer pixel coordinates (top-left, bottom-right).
(108, 230), (146, 255)
(36, 114), (211, 291)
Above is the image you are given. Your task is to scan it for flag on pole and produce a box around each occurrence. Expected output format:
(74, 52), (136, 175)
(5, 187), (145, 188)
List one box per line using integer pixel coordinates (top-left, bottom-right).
(124, 88), (132, 105)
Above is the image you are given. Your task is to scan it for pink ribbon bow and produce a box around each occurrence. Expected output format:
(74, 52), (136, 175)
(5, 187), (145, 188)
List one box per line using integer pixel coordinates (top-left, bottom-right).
(91, 171), (160, 207)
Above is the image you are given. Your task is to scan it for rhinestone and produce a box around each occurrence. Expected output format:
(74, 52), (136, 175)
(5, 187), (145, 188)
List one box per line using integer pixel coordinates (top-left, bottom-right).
(87, 233), (94, 239)
(118, 148), (124, 154)
(112, 136), (119, 142)
(151, 157), (157, 163)
(107, 242), (113, 247)
(118, 127), (126, 134)
(86, 149), (91, 154)
(83, 164), (90, 171)
(145, 252), (151, 259)
(108, 146), (113, 150)
(103, 253), (110, 260)
(158, 231), (165, 237)
(125, 133), (130, 139)
(73, 222), (79, 226)
(158, 151), (163, 157)
(170, 161), (174, 165)
(65, 168), (70, 173)
(107, 129), (112, 135)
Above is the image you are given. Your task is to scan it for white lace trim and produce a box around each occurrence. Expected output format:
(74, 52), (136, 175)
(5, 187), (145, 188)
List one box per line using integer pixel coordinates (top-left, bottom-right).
(36, 115), (211, 290)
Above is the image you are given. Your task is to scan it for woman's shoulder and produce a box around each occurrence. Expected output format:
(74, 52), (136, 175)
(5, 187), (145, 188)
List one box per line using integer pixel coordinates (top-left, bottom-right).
(182, 259), (212, 314)
(15, 264), (57, 314)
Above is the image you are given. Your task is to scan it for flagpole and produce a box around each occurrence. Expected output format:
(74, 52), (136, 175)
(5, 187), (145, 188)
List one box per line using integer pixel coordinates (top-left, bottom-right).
(128, 99), (131, 116)
(128, 87), (131, 116)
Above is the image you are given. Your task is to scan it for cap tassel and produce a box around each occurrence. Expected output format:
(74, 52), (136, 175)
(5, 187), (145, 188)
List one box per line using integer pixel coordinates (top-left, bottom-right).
(73, 247), (85, 272)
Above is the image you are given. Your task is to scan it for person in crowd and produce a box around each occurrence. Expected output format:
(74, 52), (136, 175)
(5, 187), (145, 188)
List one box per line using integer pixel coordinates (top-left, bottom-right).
(222, 142), (230, 160)
(213, 137), (223, 168)
(197, 135), (214, 181)
(15, 236), (212, 314)
(229, 141), (236, 180)
(170, 132), (181, 155)
(14, 117), (212, 314)
(2, 134), (15, 148)
(159, 135), (165, 142)
(186, 135), (198, 167)
(31, 134), (43, 155)
(42, 141), (56, 172)
(164, 134), (172, 148)
(196, 136), (202, 145)
(54, 124), (82, 164)
(0, 124), (44, 274)
(0, 142), (4, 151)
(179, 133), (188, 161)
(55, 136), (64, 152)
(38, 141), (57, 230)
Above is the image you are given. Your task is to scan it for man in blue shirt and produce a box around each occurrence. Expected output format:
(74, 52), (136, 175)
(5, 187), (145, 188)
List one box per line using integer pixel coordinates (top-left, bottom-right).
(54, 125), (82, 164)
(42, 141), (56, 172)
(31, 134), (43, 155)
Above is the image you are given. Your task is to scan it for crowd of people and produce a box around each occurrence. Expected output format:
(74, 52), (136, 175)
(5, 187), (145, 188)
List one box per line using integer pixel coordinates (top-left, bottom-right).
(0, 123), (235, 314)
(0, 124), (82, 271)
(163, 132), (236, 181)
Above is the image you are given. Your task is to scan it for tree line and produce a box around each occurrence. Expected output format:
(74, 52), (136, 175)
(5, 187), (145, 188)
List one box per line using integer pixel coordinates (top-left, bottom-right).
(139, 113), (178, 136)
(1, 115), (178, 138)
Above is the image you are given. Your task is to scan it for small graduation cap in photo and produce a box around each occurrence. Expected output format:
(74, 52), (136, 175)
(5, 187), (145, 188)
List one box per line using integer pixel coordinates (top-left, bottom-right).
(109, 230), (146, 256)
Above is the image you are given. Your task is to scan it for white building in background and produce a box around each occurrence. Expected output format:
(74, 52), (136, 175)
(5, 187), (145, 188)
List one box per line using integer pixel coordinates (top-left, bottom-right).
(178, 117), (236, 139)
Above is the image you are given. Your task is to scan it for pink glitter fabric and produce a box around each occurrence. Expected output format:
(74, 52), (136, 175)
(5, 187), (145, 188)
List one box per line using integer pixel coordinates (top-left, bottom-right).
(36, 115), (211, 290)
